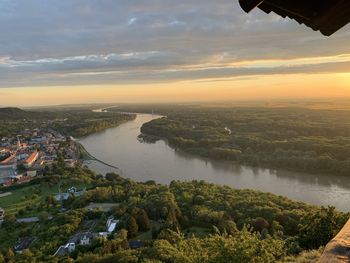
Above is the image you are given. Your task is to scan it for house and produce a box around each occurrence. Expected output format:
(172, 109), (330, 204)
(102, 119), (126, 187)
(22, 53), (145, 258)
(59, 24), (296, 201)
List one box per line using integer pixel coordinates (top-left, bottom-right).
(68, 187), (78, 193)
(26, 170), (37, 177)
(54, 243), (76, 257)
(13, 237), (36, 254)
(106, 217), (119, 233)
(0, 207), (4, 220)
(54, 232), (93, 257)
(0, 153), (16, 166)
(69, 232), (94, 246)
(98, 232), (108, 239)
(16, 152), (29, 161)
(0, 167), (17, 178)
(0, 167), (17, 185)
(30, 136), (47, 144)
(129, 240), (145, 249)
(24, 151), (39, 168)
(64, 159), (77, 168)
(55, 187), (86, 201)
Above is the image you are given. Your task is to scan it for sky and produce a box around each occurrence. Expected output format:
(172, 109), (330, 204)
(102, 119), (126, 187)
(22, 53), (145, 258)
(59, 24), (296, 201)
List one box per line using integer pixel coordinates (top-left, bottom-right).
(0, 0), (350, 106)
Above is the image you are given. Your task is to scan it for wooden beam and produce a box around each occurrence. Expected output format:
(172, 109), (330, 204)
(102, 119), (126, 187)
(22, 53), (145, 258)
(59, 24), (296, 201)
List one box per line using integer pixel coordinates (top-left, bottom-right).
(239, 0), (264, 13)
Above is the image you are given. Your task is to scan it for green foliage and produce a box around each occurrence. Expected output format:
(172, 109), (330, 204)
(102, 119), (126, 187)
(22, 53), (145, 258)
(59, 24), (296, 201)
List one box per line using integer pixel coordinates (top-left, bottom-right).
(0, 107), (135, 138)
(252, 217), (270, 233)
(136, 209), (151, 231)
(140, 106), (350, 176)
(298, 206), (347, 249)
(151, 229), (286, 263)
(0, 168), (345, 262)
(127, 216), (139, 238)
(217, 219), (238, 235)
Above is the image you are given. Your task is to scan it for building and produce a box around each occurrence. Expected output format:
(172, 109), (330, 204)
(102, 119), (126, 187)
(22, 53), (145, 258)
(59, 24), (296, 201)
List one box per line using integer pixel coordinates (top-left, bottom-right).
(24, 151), (39, 168)
(13, 237), (36, 254)
(26, 170), (37, 177)
(129, 240), (145, 249)
(106, 217), (119, 233)
(0, 208), (4, 220)
(0, 167), (17, 185)
(69, 232), (94, 246)
(98, 232), (108, 238)
(64, 159), (77, 168)
(54, 187), (86, 202)
(54, 243), (76, 257)
(0, 153), (16, 166)
(54, 232), (93, 257)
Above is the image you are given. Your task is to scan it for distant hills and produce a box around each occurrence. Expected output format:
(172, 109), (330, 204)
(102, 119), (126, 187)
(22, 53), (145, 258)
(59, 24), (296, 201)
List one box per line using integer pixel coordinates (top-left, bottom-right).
(0, 107), (31, 119)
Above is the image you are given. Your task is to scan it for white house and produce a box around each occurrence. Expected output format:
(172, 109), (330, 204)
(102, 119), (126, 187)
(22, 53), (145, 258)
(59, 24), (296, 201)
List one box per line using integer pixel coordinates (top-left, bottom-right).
(106, 217), (119, 233)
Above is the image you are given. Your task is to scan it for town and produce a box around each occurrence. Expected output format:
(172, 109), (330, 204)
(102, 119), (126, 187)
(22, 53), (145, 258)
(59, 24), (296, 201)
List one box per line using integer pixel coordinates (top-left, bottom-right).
(0, 128), (79, 187)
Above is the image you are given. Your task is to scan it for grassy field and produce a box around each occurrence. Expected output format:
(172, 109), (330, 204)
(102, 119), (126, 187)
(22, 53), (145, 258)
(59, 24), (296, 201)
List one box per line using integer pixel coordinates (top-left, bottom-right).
(0, 182), (90, 216)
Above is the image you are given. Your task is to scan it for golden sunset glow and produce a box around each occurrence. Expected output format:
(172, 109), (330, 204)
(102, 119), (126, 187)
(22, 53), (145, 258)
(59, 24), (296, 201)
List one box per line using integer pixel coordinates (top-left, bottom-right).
(0, 73), (348, 106)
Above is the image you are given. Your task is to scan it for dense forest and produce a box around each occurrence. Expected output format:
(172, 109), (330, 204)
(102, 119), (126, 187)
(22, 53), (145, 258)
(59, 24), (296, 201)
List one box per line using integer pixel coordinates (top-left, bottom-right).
(0, 107), (135, 138)
(0, 162), (348, 262)
(139, 105), (350, 176)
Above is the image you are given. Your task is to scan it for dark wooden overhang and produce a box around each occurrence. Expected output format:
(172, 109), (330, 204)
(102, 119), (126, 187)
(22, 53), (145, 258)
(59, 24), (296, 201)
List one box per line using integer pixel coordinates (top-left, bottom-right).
(239, 0), (350, 36)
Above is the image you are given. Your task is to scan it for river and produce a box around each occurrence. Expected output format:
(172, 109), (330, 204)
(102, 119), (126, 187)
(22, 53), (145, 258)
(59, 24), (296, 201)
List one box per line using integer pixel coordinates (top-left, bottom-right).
(79, 114), (350, 211)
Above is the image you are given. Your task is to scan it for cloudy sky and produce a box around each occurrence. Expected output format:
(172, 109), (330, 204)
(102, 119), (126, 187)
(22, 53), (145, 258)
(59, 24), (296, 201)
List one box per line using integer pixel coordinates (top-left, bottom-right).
(0, 0), (350, 106)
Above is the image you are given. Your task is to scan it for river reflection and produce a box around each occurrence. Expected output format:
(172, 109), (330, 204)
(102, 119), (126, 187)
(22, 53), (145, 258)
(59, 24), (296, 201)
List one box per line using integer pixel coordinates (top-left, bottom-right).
(79, 114), (350, 211)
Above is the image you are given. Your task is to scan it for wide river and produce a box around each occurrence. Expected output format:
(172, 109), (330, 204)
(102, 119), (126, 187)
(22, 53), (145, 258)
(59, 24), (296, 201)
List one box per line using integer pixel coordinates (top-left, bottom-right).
(80, 114), (350, 211)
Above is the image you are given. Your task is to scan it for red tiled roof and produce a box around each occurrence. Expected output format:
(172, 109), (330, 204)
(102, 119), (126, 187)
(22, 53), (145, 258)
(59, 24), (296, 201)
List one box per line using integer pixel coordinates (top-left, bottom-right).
(24, 151), (39, 164)
(0, 154), (16, 165)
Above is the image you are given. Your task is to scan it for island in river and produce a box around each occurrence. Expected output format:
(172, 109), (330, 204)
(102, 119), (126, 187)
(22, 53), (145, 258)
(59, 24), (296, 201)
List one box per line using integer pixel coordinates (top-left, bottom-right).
(79, 113), (350, 212)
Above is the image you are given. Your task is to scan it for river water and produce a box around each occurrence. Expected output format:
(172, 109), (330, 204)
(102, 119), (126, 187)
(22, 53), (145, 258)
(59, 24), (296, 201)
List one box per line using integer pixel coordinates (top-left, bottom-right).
(79, 114), (350, 211)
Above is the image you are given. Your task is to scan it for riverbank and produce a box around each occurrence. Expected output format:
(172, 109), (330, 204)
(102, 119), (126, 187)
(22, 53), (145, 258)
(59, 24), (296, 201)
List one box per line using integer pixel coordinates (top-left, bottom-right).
(139, 107), (350, 178)
(78, 113), (350, 211)
(78, 142), (120, 170)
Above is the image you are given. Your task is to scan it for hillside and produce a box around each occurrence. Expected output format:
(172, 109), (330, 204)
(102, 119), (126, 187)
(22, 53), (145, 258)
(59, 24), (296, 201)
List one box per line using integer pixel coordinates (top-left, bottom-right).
(0, 107), (33, 119)
(0, 164), (348, 262)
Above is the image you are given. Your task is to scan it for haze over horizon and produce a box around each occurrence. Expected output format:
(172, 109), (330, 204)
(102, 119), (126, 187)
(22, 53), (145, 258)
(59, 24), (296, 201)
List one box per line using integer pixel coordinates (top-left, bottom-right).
(0, 0), (350, 106)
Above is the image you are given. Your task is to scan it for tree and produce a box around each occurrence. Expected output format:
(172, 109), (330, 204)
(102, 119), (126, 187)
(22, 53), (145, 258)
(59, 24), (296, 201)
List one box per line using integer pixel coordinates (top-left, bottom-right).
(4, 248), (14, 262)
(252, 217), (269, 233)
(17, 163), (26, 173)
(218, 219), (238, 235)
(136, 209), (151, 231)
(152, 226), (161, 239)
(46, 194), (57, 207)
(19, 249), (34, 262)
(106, 173), (122, 182)
(38, 211), (49, 222)
(298, 206), (344, 249)
(165, 207), (180, 230)
(127, 216), (139, 238)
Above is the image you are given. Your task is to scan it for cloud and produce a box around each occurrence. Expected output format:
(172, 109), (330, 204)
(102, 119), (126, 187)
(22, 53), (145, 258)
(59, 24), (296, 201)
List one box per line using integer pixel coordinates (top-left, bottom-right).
(128, 17), (138, 25)
(0, 0), (349, 88)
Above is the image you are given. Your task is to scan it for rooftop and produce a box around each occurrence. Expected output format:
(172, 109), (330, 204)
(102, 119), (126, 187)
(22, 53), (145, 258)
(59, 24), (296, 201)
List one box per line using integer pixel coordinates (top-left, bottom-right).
(239, 0), (350, 36)
(13, 237), (36, 252)
(24, 151), (39, 164)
